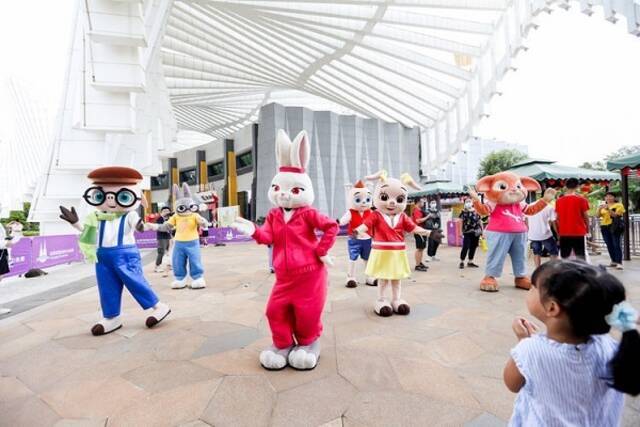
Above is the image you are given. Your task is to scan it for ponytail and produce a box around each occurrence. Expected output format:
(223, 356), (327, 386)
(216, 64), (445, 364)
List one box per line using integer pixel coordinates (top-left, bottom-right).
(606, 301), (640, 395)
(610, 330), (640, 395)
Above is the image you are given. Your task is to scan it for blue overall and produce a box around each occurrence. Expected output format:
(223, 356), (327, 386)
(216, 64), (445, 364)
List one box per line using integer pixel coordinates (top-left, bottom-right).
(172, 240), (204, 280)
(96, 213), (159, 318)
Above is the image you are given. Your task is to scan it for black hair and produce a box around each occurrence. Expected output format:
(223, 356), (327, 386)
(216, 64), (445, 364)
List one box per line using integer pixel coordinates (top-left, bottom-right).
(605, 192), (617, 200)
(160, 206), (171, 211)
(531, 260), (640, 395)
(566, 178), (579, 189)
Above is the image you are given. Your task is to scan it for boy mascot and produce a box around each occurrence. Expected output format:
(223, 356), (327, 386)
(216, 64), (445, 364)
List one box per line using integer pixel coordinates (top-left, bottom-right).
(468, 171), (556, 292)
(355, 171), (441, 317)
(147, 183), (209, 289)
(338, 180), (376, 288)
(59, 167), (171, 335)
(231, 129), (338, 371)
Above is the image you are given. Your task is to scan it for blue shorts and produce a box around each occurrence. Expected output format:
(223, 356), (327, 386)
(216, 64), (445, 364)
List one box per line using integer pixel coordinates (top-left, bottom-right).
(348, 238), (372, 261)
(530, 237), (559, 256)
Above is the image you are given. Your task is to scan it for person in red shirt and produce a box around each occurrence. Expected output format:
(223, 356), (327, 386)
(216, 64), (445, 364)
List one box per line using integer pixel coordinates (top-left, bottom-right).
(411, 198), (429, 271)
(555, 178), (590, 259)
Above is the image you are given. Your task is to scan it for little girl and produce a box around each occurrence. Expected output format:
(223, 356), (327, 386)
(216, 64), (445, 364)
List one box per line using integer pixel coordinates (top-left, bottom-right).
(504, 260), (639, 426)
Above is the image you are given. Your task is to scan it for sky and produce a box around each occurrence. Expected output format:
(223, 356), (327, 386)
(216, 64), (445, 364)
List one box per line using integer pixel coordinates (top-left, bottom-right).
(474, 7), (640, 166)
(0, 2), (638, 168)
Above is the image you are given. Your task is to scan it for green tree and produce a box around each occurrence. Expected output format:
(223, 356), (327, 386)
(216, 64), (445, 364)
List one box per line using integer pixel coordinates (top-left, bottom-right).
(1, 202), (40, 236)
(604, 145), (640, 161)
(578, 161), (606, 171)
(477, 149), (528, 178)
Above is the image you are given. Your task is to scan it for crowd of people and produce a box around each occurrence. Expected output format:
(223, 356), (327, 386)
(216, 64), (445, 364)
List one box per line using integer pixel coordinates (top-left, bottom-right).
(407, 177), (627, 275)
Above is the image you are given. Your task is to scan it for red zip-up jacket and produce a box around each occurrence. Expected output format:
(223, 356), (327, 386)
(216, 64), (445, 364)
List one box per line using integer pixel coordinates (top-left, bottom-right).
(252, 206), (338, 277)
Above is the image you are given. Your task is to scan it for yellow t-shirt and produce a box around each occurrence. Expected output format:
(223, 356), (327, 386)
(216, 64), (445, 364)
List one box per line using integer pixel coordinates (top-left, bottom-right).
(598, 202), (625, 226)
(167, 214), (200, 241)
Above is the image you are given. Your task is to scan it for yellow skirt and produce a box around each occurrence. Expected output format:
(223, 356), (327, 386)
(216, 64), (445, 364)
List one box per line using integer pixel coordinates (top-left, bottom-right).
(365, 249), (411, 280)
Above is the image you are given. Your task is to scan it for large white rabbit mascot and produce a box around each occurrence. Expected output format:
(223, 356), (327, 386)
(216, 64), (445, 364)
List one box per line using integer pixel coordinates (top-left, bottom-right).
(338, 180), (376, 288)
(355, 171), (441, 317)
(232, 130), (338, 371)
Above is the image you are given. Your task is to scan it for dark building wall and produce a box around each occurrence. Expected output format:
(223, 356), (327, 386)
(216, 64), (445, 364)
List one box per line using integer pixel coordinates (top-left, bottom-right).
(256, 103), (420, 219)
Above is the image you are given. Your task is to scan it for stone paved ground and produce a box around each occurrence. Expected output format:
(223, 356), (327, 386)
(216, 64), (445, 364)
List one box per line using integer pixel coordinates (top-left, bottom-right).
(0, 238), (639, 427)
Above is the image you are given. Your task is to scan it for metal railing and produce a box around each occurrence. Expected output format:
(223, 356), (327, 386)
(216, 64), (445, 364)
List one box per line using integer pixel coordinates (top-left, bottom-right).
(590, 215), (640, 257)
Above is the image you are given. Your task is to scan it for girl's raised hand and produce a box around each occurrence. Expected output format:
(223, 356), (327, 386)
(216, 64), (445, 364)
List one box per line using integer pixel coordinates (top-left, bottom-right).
(512, 317), (538, 340)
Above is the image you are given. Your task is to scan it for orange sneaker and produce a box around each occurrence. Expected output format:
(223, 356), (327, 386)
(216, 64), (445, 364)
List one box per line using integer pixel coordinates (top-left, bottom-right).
(480, 276), (499, 292)
(514, 277), (532, 290)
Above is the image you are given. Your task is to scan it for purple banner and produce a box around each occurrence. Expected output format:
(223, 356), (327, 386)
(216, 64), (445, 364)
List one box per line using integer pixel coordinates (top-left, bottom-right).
(447, 220), (463, 247)
(31, 235), (82, 269)
(134, 230), (158, 249)
(4, 237), (32, 277)
(210, 227), (253, 243)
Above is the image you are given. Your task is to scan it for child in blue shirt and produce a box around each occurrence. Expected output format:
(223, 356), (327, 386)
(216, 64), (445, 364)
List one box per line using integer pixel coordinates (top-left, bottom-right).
(504, 260), (639, 426)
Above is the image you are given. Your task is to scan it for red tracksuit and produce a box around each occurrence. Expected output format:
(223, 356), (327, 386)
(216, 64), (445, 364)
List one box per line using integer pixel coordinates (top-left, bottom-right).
(252, 206), (338, 349)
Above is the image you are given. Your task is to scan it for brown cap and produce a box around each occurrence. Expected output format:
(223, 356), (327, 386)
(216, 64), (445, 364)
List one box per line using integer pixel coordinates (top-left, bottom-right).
(88, 166), (143, 185)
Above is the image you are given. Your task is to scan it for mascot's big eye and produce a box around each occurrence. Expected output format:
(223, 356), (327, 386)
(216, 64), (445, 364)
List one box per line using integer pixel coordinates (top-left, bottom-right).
(272, 185), (280, 192)
(380, 193), (389, 201)
(87, 190), (104, 205)
(116, 190), (136, 207)
(493, 181), (508, 191)
(291, 187), (303, 195)
(365, 197), (371, 203)
(354, 197), (361, 204)
(396, 195), (405, 203)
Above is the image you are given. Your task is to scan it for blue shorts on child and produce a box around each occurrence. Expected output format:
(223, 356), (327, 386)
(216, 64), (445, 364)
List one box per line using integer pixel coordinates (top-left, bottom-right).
(348, 238), (372, 261)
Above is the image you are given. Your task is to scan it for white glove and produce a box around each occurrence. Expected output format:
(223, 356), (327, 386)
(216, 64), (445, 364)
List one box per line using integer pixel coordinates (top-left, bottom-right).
(231, 217), (256, 236)
(319, 255), (334, 267)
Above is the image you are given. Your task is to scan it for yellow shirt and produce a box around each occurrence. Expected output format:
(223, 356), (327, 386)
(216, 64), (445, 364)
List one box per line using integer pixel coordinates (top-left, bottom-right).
(598, 202), (625, 226)
(167, 214), (200, 241)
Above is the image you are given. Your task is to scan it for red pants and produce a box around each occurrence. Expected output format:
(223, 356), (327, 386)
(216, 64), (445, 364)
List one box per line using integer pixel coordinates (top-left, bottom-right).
(266, 267), (328, 349)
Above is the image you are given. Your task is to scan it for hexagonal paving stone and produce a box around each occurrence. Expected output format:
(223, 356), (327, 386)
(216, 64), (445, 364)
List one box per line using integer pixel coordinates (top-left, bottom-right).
(271, 375), (356, 427)
(122, 360), (220, 394)
(191, 327), (262, 358)
(201, 376), (275, 427)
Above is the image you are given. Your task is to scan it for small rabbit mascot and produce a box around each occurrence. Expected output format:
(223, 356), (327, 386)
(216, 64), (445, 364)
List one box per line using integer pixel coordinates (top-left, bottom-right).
(468, 171), (556, 292)
(355, 171), (440, 317)
(59, 167), (171, 335)
(147, 183), (209, 289)
(231, 129), (338, 371)
(338, 180), (376, 288)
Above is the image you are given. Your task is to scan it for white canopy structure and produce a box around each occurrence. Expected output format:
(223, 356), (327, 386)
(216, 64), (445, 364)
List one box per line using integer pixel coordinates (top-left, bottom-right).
(29, 0), (640, 233)
(0, 79), (51, 217)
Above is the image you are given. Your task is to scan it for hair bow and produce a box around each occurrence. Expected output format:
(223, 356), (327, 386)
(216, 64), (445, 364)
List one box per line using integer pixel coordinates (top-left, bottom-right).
(605, 301), (638, 333)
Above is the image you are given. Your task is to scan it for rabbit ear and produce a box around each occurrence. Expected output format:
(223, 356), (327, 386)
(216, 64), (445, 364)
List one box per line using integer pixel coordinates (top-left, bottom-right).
(365, 170), (388, 183)
(172, 184), (180, 200)
(291, 131), (310, 170)
(182, 182), (192, 199)
(276, 129), (292, 167)
(400, 173), (422, 191)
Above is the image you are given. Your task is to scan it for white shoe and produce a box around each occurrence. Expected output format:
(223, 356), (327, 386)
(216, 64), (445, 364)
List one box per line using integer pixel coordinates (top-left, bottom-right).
(288, 340), (321, 370)
(146, 302), (171, 328)
(154, 266), (164, 273)
(391, 299), (411, 315)
(431, 256), (440, 262)
(190, 277), (206, 289)
(374, 298), (393, 317)
(615, 264), (624, 270)
(171, 278), (188, 289)
(91, 316), (122, 336)
(259, 345), (292, 370)
(0, 308), (12, 316)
